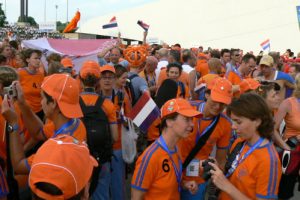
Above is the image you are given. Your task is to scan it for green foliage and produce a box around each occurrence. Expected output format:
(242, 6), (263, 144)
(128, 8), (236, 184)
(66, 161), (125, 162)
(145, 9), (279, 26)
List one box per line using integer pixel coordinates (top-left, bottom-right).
(56, 21), (67, 33)
(0, 3), (7, 27)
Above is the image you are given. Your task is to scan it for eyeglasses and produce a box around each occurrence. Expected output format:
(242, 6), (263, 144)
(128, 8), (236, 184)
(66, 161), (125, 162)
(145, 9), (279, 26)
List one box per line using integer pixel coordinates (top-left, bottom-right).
(101, 76), (115, 80)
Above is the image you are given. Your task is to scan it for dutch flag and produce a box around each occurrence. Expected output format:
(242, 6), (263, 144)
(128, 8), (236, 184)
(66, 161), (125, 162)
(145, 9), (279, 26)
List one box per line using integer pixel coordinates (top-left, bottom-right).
(102, 16), (118, 29)
(127, 92), (160, 133)
(260, 39), (270, 51)
(137, 20), (150, 31)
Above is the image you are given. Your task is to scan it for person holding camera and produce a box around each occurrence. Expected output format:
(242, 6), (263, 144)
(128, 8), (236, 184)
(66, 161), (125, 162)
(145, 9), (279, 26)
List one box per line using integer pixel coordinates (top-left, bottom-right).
(209, 93), (281, 200)
(179, 77), (233, 200)
(131, 98), (202, 200)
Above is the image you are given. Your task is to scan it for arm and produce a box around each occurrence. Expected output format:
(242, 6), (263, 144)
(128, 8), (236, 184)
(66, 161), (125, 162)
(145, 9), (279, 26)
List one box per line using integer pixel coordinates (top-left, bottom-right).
(131, 188), (146, 200)
(142, 31), (148, 45)
(14, 81), (44, 141)
(189, 70), (198, 100)
(284, 80), (295, 89)
(2, 95), (29, 174)
(110, 124), (118, 143)
(274, 100), (291, 150)
(215, 148), (228, 171)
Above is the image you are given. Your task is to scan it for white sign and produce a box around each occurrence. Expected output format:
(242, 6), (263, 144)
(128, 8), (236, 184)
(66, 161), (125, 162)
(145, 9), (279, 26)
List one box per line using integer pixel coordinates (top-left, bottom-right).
(39, 22), (56, 32)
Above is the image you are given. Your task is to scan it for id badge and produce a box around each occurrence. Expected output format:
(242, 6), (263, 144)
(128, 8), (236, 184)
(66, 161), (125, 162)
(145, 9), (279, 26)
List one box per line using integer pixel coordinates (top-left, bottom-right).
(186, 159), (200, 177)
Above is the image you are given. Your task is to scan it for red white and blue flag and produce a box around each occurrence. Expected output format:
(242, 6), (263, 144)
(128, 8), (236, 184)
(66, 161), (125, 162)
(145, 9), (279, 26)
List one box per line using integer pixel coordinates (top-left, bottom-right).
(128, 92), (160, 133)
(137, 20), (150, 31)
(260, 39), (270, 51)
(102, 16), (118, 29)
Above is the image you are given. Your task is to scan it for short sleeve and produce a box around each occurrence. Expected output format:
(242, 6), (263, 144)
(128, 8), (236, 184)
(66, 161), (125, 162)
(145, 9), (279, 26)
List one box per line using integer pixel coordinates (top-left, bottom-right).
(216, 118), (232, 149)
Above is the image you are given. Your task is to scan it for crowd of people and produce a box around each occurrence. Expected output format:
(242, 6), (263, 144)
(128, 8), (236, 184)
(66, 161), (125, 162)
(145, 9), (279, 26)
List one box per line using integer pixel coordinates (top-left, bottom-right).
(0, 30), (299, 200)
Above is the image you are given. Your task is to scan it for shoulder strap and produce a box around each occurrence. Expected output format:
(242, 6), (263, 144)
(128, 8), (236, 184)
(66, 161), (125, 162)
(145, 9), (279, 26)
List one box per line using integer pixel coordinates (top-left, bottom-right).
(79, 96), (104, 113)
(178, 81), (186, 98)
(224, 141), (245, 175)
(183, 114), (220, 169)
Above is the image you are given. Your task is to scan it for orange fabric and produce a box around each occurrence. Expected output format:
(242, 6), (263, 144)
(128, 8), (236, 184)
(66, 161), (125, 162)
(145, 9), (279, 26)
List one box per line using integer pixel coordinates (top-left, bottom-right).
(197, 73), (219, 86)
(147, 118), (161, 142)
(29, 135), (97, 200)
(195, 59), (209, 77)
(100, 65), (116, 74)
(41, 74), (83, 118)
(178, 113), (231, 184)
(6, 58), (18, 68)
(42, 119), (86, 142)
(208, 77), (233, 105)
(80, 60), (101, 79)
(18, 68), (44, 113)
(226, 71), (243, 85)
(283, 97), (300, 139)
(219, 138), (281, 200)
(61, 57), (74, 68)
(63, 11), (81, 33)
(161, 98), (201, 119)
(131, 142), (181, 200)
(157, 68), (189, 88)
(80, 93), (117, 124)
(239, 78), (260, 94)
(113, 91), (132, 150)
(176, 82), (190, 99)
(123, 45), (147, 68)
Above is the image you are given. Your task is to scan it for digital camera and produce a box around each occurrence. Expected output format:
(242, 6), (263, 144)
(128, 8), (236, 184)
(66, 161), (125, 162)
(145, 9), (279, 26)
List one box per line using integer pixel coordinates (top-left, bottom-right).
(4, 85), (17, 98)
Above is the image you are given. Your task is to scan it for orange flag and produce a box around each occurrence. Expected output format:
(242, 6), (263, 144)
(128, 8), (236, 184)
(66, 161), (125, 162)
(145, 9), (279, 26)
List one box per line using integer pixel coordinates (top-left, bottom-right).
(63, 11), (81, 33)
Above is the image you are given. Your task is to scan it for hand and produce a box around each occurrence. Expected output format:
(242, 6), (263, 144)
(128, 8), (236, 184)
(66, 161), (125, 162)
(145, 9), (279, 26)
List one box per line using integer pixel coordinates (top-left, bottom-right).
(182, 180), (198, 195)
(12, 81), (26, 105)
(209, 161), (232, 193)
(1, 95), (18, 124)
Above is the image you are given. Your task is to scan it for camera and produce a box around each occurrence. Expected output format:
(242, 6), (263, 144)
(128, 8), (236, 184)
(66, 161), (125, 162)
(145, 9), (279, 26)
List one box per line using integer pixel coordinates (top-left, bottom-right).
(202, 158), (215, 181)
(4, 85), (17, 98)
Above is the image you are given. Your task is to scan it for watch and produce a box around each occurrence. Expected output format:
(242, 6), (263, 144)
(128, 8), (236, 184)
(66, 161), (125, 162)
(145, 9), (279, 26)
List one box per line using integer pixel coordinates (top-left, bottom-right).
(7, 124), (19, 133)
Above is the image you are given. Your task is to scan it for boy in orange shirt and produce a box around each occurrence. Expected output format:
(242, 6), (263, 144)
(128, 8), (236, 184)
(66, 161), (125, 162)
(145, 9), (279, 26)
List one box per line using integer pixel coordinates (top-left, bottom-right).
(131, 98), (201, 200)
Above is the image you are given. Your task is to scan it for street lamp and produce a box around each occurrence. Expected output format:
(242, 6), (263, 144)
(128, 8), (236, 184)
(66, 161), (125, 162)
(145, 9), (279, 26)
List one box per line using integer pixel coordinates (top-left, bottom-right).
(66, 0), (69, 23)
(55, 5), (58, 23)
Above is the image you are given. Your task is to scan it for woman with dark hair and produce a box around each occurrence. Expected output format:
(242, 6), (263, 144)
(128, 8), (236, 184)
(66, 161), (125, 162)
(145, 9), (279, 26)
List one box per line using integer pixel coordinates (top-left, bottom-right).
(208, 93), (281, 200)
(147, 79), (178, 145)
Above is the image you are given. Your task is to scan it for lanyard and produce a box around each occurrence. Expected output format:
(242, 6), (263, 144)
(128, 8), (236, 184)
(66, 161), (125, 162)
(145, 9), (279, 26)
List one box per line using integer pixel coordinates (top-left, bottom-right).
(226, 137), (264, 177)
(53, 119), (75, 137)
(231, 64), (243, 80)
(158, 136), (182, 192)
(195, 102), (218, 143)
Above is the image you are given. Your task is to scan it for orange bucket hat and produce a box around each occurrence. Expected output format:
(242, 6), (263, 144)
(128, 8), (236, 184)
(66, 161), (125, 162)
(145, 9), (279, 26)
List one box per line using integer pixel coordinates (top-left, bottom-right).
(29, 135), (98, 199)
(41, 74), (83, 118)
(207, 77), (233, 105)
(161, 98), (202, 119)
(80, 60), (101, 79)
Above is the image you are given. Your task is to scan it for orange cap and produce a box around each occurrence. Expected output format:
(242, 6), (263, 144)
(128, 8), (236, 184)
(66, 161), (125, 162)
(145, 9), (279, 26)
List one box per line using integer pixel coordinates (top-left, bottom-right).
(41, 74), (83, 118)
(100, 65), (116, 74)
(161, 98), (202, 119)
(80, 60), (101, 79)
(198, 53), (207, 59)
(61, 57), (74, 68)
(29, 135), (98, 199)
(207, 77), (232, 105)
(239, 78), (261, 94)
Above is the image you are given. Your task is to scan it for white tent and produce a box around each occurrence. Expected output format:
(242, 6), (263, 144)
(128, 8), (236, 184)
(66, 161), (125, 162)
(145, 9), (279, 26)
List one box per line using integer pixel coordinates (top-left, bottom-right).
(79, 0), (300, 54)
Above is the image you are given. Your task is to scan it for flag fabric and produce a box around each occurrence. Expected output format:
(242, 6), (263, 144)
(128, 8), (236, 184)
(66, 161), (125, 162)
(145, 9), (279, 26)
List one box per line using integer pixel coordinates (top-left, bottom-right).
(63, 11), (81, 33)
(297, 6), (300, 30)
(102, 16), (118, 29)
(127, 92), (160, 133)
(137, 20), (150, 31)
(260, 39), (270, 51)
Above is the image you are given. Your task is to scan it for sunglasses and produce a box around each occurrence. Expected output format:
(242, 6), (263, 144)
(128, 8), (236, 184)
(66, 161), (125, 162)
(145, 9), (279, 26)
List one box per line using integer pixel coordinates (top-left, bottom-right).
(234, 54), (240, 57)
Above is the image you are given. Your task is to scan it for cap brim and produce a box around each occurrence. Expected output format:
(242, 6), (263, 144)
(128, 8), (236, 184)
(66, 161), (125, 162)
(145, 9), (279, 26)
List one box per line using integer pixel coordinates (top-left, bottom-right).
(259, 61), (271, 67)
(211, 92), (231, 105)
(58, 101), (83, 118)
(178, 109), (202, 118)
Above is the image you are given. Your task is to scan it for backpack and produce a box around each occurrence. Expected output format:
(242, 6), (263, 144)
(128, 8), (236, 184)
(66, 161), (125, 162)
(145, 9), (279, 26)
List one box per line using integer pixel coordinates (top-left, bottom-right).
(79, 96), (112, 164)
(125, 73), (140, 106)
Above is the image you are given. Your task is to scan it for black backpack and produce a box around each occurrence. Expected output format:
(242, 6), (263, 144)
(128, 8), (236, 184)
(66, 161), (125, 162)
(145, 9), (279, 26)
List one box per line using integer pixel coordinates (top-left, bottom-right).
(79, 96), (113, 164)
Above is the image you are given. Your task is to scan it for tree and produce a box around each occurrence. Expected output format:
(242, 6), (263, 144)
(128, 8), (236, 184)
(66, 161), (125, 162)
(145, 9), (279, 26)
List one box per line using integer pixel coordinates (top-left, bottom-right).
(17, 16), (38, 27)
(0, 3), (7, 27)
(56, 21), (68, 33)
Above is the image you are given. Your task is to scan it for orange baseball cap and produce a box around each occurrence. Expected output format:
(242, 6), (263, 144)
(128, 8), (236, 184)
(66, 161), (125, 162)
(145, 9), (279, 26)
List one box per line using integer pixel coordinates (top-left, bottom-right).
(29, 135), (98, 199)
(61, 57), (74, 68)
(80, 60), (101, 79)
(161, 98), (202, 119)
(239, 78), (261, 94)
(41, 74), (83, 118)
(100, 64), (116, 74)
(207, 77), (232, 105)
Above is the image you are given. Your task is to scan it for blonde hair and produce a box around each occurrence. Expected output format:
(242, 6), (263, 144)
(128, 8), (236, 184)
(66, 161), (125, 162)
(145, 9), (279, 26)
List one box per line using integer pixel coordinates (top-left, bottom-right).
(293, 74), (300, 98)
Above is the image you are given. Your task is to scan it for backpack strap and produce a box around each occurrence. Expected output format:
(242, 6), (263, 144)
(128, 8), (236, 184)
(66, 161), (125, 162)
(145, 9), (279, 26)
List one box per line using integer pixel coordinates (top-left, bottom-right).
(79, 96), (104, 113)
(183, 114), (220, 169)
(178, 81), (186, 98)
(128, 74), (139, 106)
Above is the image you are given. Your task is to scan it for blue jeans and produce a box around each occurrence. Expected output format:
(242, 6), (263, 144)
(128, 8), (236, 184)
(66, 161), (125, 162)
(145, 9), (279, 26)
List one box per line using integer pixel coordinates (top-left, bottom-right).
(181, 182), (208, 200)
(111, 149), (126, 200)
(91, 162), (111, 200)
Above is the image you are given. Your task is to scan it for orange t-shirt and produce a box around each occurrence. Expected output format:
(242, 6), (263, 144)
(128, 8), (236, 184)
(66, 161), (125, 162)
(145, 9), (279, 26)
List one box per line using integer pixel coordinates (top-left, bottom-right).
(283, 97), (300, 139)
(226, 71), (243, 85)
(18, 68), (44, 113)
(197, 73), (220, 86)
(112, 90), (132, 150)
(219, 138), (281, 200)
(6, 58), (17, 68)
(147, 118), (161, 142)
(157, 68), (189, 88)
(131, 141), (181, 200)
(195, 60), (209, 77)
(176, 81), (190, 99)
(178, 107), (232, 184)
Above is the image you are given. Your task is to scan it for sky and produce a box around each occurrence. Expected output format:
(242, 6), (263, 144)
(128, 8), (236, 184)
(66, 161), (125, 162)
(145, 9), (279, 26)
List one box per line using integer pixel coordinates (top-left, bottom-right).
(1, 0), (155, 24)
